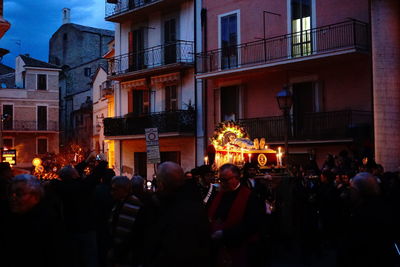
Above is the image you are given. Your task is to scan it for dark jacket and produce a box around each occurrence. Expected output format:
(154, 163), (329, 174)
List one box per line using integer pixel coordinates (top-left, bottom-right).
(139, 182), (212, 267)
(0, 200), (65, 267)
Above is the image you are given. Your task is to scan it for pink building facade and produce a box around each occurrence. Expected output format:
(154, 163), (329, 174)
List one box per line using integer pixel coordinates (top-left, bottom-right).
(197, 0), (373, 167)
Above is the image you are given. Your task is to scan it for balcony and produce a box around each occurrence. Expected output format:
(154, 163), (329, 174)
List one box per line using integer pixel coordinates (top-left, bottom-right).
(108, 41), (194, 80)
(103, 109), (195, 137)
(196, 20), (369, 76)
(2, 120), (58, 132)
(105, 0), (187, 23)
(101, 80), (114, 98)
(238, 110), (372, 143)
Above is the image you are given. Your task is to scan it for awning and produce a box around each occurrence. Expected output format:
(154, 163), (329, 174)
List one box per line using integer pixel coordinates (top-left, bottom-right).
(151, 72), (180, 85)
(121, 79), (147, 90)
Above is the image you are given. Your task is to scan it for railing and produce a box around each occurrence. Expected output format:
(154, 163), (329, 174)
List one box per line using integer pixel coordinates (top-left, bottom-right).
(103, 109), (195, 136)
(108, 40), (194, 76)
(2, 120), (58, 132)
(239, 110), (372, 142)
(196, 20), (369, 74)
(101, 80), (114, 97)
(105, 0), (161, 19)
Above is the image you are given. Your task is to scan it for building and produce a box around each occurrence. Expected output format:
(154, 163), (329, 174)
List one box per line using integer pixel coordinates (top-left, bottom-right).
(0, 0), (10, 39)
(49, 8), (114, 153)
(371, 0), (400, 171)
(196, 0), (373, 167)
(104, 0), (197, 178)
(92, 40), (116, 169)
(0, 55), (60, 168)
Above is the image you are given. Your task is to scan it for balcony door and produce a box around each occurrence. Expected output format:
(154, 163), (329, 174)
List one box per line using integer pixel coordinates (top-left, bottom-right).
(291, 0), (312, 57)
(165, 85), (178, 111)
(292, 82), (319, 137)
(220, 86), (240, 122)
(128, 89), (150, 116)
(2, 104), (13, 130)
(129, 29), (145, 71)
(37, 106), (47, 131)
(134, 152), (147, 178)
(220, 12), (239, 69)
(164, 18), (177, 64)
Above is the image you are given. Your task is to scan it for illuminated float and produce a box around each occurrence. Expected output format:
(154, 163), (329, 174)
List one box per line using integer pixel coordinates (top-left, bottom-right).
(208, 121), (283, 170)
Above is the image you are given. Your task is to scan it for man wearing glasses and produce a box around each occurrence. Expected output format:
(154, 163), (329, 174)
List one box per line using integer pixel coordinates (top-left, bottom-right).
(208, 163), (265, 267)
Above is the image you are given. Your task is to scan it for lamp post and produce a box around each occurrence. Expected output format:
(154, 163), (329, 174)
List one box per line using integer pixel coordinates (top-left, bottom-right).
(276, 85), (293, 167)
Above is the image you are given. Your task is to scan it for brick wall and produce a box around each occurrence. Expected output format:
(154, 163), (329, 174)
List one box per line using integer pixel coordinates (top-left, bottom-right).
(372, 0), (400, 171)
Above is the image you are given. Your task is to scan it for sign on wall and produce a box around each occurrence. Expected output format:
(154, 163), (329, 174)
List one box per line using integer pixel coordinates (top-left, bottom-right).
(145, 128), (160, 164)
(2, 149), (16, 166)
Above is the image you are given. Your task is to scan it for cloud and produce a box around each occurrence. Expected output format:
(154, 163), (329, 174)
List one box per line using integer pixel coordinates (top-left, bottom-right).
(0, 0), (114, 67)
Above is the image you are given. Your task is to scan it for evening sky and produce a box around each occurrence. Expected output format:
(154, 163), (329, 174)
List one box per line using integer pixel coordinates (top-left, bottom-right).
(0, 0), (113, 68)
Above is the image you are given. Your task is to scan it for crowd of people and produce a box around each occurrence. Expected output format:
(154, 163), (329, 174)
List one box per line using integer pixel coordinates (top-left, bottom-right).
(0, 150), (399, 267)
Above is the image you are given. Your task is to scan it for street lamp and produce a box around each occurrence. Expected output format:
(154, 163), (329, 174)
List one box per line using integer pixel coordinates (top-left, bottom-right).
(276, 85), (293, 167)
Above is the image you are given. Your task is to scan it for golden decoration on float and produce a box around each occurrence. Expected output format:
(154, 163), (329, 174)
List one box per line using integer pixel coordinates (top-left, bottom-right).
(209, 121), (283, 169)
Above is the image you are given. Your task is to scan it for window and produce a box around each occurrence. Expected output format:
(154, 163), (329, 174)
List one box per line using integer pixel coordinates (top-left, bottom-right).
(291, 0), (312, 57)
(37, 74), (47, 90)
(84, 68), (91, 77)
(2, 104), (13, 130)
(37, 138), (48, 154)
(220, 12), (238, 69)
(3, 138), (13, 149)
(134, 152), (147, 178)
(165, 85), (177, 111)
(128, 89), (149, 116)
(220, 86), (240, 121)
(129, 29), (145, 71)
(164, 18), (177, 64)
(160, 151), (181, 165)
(37, 106), (47, 131)
(292, 82), (321, 135)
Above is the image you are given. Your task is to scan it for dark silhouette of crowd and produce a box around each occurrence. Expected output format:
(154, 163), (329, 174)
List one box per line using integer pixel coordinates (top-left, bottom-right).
(0, 149), (399, 267)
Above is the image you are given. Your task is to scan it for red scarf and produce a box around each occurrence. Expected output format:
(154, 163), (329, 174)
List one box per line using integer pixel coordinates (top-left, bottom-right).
(208, 186), (252, 232)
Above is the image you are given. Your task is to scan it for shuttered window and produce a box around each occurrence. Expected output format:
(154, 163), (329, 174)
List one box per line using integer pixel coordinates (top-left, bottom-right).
(37, 74), (47, 90)
(37, 106), (47, 130)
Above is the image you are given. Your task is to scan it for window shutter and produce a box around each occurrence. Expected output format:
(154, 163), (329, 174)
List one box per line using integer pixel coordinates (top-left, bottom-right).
(314, 81), (324, 112)
(143, 90), (150, 114)
(128, 90), (133, 113)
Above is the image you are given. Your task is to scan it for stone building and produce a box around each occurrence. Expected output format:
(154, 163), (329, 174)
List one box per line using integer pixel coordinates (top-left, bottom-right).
(49, 8), (114, 153)
(0, 55), (60, 167)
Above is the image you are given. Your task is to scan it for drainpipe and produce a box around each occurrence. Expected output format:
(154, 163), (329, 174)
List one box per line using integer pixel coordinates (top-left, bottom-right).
(194, 0), (198, 166)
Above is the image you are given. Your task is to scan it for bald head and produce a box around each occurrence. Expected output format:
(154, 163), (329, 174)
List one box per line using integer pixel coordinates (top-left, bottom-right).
(351, 172), (381, 197)
(156, 161), (185, 193)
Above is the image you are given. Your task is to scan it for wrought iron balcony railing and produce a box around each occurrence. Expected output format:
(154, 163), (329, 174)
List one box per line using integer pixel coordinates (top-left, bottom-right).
(108, 40), (194, 76)
(239, 110), (372, 142)
(2, 120), (58, 132)
(196, 20), (369, 74)
(101, 80), (114, 97)
(105, 0), (161, 19)
(103, 109), (195, 136)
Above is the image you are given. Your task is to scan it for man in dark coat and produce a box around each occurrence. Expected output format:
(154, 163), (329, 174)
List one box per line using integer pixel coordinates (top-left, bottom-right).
(209, 163), (265, 267)
(337, 172), (396, 267)
(0, 174), (65, 267)
(139, 161), (211, 267)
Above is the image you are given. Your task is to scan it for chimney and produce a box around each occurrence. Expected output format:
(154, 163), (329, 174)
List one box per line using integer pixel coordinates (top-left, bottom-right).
(62, 8), (71, 24)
